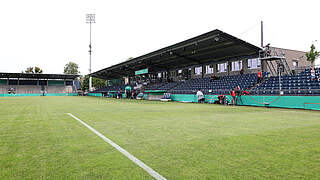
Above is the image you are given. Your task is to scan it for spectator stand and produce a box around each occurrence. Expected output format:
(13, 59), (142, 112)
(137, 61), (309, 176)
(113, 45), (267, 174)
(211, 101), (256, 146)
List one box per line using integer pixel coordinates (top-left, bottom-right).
(0, 72), (79, 96)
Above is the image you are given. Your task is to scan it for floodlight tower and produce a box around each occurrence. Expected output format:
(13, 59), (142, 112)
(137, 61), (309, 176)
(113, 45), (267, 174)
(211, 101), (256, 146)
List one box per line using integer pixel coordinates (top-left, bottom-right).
(86, 14), (95, 91)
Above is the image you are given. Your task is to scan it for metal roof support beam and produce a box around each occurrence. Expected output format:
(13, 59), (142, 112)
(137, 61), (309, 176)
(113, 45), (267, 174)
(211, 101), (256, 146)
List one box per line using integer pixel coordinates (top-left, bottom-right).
(173, 42), (238, 63)
(121, 64), (135, 71)
(149, 64), (168, 71)
(172, 52), (201, 64)
(100, 72), (110, 78)
(108, 70), (130, 76)
(130, 34), (221, 63)
(199, 51), (258, 65)
(149, 42), (237, 67)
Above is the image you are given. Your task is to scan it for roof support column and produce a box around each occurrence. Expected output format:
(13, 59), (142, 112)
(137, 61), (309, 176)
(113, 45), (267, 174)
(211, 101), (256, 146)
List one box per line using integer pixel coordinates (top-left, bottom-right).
(227, 61), (230, 76)
(202, 64), (205, 78)
(261, 59), (265, 73)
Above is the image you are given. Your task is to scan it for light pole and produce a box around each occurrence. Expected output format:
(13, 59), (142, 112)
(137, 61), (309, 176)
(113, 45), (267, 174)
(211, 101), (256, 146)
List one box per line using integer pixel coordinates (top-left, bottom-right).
(86, 14), (95, 91)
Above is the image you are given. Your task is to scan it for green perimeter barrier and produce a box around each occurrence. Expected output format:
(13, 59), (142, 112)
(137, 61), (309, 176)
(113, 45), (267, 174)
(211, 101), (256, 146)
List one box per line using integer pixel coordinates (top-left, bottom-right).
(170, 94), (320, 110)
(170, 94), (232, 103)
(0, 93), (78, 97)
(144, 90), (166, 93)
(87, 93), (103, 97)
(237, 95), (320, 110)
(84, 92), (320, 111)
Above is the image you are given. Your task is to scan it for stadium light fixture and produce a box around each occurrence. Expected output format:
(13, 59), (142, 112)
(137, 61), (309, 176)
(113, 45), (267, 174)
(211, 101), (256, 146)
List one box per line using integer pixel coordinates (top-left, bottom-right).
(86, 14), (95, 91)
(86, 14), (95, 24)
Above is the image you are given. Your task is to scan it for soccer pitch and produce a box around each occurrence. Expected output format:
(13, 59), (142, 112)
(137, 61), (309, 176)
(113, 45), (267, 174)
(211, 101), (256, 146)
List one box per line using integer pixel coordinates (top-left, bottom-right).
(1, 96), (320, 179)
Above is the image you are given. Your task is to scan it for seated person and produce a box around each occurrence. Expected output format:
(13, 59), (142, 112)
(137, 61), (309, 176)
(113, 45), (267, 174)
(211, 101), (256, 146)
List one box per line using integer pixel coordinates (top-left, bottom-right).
(196, 90), (204, 103)
(137, 92), (144, 99)
(210, 75), (219, 81)
(242, 89), (250, 95)
(240, 69), (244, 75)
(210, 75), (215, 82)
(216, 94), (228, 105)
(218, 95), (224, 104)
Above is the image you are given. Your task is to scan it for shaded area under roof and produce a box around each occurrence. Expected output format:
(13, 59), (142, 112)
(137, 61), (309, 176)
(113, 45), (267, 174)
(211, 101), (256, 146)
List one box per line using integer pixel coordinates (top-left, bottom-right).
(91, 29), (261, 79)
(0, 73), (79, 79)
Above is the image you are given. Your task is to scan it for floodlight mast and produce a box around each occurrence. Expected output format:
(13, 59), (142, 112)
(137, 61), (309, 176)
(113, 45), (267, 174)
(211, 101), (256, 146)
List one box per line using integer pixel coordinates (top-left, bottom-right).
(86, 14), (95, 91)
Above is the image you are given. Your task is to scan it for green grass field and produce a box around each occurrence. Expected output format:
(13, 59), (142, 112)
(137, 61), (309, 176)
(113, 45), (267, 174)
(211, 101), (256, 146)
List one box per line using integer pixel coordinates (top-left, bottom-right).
(1, 96), (320, 179)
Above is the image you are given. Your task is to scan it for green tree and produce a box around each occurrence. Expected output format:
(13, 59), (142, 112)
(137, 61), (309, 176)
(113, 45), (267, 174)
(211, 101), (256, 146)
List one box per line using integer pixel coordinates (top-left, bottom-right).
(306, 44), (320, 66)
(24, 66), (43, 74)
(34, 66), (43, 73)
(80, 75), (106, 91)
(24, 67), (34, 74)
(64, 62), (80, 75)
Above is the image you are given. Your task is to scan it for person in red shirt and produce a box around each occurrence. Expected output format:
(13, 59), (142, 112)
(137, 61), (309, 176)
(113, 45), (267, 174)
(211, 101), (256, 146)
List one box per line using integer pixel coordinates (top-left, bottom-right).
(218, 94), (224, 104)
(257, 70), (262, 83)
(243, 90), (249, 95)
(231, 89), (236, 105)
(235, 85), (241, 96)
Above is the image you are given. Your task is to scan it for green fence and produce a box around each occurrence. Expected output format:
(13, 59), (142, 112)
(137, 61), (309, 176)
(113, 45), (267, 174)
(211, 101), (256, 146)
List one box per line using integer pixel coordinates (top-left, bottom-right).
(169, 94), (320, 111)
(87, 93), (103, 97)
(170, 94), (233, 103)
(237, 95), (320, 110)
(0, 93), (78, 97)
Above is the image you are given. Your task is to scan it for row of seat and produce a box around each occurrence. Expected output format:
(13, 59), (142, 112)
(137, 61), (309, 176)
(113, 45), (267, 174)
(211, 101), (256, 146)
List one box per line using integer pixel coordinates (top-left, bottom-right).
(92, 68), (320, 96)
(0, 85), (73, 94)
(252, 67), (320, 95)
(249, 90), (320, 95)
(91, 85), (129, 93)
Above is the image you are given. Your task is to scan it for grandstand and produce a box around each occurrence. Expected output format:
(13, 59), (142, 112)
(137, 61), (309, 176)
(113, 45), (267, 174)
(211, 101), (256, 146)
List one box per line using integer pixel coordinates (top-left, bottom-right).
(0, 73), (79, 96)
(89, 29), (319, 110)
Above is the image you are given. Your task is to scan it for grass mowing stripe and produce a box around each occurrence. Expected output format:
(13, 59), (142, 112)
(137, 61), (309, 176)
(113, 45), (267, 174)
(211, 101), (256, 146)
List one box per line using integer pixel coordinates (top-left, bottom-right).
(67, 113), (167, 180)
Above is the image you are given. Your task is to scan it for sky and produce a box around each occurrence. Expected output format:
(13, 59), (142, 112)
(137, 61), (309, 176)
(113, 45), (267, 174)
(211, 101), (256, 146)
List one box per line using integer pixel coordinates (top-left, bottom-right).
(0, 0), (319, 75)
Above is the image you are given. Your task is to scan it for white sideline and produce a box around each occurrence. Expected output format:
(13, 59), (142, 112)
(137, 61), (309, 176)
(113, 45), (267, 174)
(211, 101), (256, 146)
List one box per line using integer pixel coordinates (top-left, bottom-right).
(67, 113), (167, 180)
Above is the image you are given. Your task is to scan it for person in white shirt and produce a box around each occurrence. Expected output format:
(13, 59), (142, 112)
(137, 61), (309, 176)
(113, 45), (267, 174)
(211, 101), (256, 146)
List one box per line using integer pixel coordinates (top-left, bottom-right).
(196, 90), (204, 103)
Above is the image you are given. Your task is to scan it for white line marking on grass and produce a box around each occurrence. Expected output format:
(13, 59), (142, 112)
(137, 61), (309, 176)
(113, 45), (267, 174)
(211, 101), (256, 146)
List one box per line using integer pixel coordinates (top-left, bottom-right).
(67, 113), (167, 180)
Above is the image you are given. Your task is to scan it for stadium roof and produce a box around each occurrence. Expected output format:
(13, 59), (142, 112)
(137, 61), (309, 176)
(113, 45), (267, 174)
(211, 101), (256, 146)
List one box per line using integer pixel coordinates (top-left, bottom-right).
(0, 72), (79, 79)
(91, 29), (261, 79)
